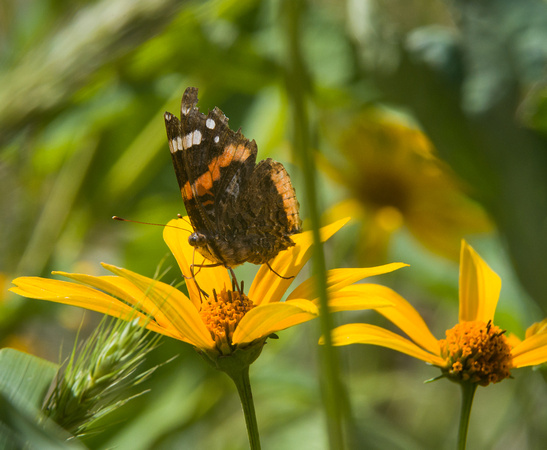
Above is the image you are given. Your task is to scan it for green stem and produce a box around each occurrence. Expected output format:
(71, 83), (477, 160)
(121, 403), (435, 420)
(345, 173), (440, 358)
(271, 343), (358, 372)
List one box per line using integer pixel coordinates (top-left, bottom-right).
(284, 1), (346, 448)
(457, 382), (477, 450)
(227, 366), (261, 450)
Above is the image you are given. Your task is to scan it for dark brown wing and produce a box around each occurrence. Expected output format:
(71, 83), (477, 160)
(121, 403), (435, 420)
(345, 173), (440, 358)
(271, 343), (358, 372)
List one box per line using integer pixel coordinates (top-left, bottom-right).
(220, 158), (302, 265)
(242, 158), (301, 237)
(216, 158), (301, 252)
(164, 87), (257, 238)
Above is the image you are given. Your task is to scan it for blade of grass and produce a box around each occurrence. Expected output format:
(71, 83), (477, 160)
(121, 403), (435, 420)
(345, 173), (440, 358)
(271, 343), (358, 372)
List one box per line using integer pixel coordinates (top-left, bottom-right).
(284, 1), (347, 448)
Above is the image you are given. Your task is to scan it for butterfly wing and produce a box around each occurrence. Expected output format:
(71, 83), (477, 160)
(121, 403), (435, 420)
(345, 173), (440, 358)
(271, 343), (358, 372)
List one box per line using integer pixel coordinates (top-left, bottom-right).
(165, 88), (218, 235)
(243, 158), (301, 237)
(165, 88), (263, 265)
(165, 87), (302, 267)
(213, 158), (301, 265)
(165, 89), (254, 233)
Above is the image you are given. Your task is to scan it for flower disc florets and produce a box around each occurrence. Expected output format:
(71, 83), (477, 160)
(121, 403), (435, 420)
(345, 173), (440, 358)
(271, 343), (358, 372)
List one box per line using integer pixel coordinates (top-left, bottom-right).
(439, 320), (513, 386)
(199, 288), (255, 355)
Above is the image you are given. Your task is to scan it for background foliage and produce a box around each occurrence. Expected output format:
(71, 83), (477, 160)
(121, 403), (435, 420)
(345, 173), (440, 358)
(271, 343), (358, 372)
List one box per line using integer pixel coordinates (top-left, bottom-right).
(2, 0), (547, 448)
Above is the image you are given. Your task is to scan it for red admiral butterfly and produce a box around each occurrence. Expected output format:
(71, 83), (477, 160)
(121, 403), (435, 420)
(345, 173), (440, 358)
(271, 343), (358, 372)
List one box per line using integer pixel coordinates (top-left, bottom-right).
(164, 87), (302, 268)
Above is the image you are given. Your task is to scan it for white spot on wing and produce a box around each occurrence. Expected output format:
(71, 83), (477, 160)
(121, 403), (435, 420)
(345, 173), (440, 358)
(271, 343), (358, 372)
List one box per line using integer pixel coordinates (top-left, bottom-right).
(183, 133), (193, 149)
(182, 106), (191, 115)
(206, 118), (215, 129)
(193, 130), (202, 145)
(176, 136), (183, 151)
(214, 136), (220, 143)
(169, 139), (177, 153)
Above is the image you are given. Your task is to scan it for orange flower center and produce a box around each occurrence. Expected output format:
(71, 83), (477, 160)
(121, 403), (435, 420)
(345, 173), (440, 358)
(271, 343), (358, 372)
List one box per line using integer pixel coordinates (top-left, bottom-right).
(199, 288), (255, 355)
(439, 320), (513, 386)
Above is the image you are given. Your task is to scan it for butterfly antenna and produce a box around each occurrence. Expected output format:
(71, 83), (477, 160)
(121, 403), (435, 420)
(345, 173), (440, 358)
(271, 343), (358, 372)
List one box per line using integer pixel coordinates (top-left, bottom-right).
(177, 214), (193, 227)
(112, 216), (192, 233)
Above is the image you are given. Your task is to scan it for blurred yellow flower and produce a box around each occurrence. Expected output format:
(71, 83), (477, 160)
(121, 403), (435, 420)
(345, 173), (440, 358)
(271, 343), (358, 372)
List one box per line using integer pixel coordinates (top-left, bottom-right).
(11, 217), (406, 361)
(323, 111), (491, 263)
(328, 240), (547, 386)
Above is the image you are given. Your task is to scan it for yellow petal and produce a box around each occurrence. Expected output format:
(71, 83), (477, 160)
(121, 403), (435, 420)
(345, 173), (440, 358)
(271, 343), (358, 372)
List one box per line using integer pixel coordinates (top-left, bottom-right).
(249, 218), (350, 306)
(232, 299), (319, 345)
(10, 277), (193, 339)
(326, 284), (396, 312)
(511, 332), (547, 367)
(52, 272), (173, 331)
(361, 284), (441, 356)
(163, 218), (231, 307)
(459, 240), (501, 323)
(287, 264), (407, 301)
(505, 332), (522, 348)
(102, 263), (215, 350)
(15, 277), (177, 338)
(328, 323), (445, 366)
(525, 318), (547, 339)
(11, 277), (139, 318)
(9, 277), (178, 338)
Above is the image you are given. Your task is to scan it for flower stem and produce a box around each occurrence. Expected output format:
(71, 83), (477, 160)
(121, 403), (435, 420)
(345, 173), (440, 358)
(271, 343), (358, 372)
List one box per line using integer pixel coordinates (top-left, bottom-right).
(283, 1), (347, 449)
(457, 382), (477, 450)
(227, 366), (261, 450)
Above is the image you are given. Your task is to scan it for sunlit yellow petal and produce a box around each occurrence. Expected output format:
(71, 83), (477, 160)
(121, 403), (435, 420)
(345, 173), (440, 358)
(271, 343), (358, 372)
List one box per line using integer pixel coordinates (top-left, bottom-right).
(512, 348), (547, 368)
(459, 240), (501, 323)
(163, 218), (231, 307)
(525, 318), (547, 339)
(506, 332), (522, 348)
(326, 285), (395, 312)
(52, 272), (173, 331)
(359, 284), (441, 356)
(287, 264), (407, 301)
(232, 299), (319, 345)
(102, 263), (215, 350)
(329, 323), (445, 366)
(511, 332), (547, 367)
(11, 277), (137, 317)
(10, 277), (190, 340)
(249, 218), (351, 306)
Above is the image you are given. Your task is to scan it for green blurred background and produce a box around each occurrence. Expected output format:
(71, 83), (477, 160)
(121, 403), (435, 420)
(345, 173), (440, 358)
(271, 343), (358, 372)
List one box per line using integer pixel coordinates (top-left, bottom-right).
(2, 0), (547, 448)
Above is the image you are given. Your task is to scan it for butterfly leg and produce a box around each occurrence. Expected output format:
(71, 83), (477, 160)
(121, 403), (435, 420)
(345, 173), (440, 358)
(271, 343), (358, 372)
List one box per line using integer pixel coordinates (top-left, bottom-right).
(265, 260), (295, 280)
(186, 249), (226, 300)
(227, 266), (245, 296)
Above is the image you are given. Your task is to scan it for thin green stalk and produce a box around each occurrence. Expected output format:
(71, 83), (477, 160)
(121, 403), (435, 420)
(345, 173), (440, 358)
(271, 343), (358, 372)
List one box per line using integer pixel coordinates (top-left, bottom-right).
(457, 382), (477, 450)
(226, 366), (261, 450)
(284, 1), (346, 448)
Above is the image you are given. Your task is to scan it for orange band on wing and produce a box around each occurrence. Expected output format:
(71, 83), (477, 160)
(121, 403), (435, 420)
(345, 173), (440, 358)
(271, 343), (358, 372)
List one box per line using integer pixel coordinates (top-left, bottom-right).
(182, 181), (194, 200)
(182, 173), (214, 201)
(270, 168), (300, 229)
(181, 143), (253, 205)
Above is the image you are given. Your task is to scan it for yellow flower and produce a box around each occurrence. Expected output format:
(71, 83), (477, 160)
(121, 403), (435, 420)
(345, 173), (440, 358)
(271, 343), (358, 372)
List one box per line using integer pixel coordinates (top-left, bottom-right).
(328, 240), (547, 386)
(11, 217), (406, 362)
(322, 111), (491, 264)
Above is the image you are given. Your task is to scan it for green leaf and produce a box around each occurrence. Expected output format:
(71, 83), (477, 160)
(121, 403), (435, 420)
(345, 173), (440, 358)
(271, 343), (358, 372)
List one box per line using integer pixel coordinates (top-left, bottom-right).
(0, 393), (82, 450)
(0, 348), (84, 448)
(0, 348), (59, 414)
